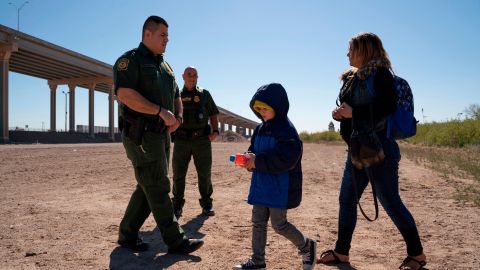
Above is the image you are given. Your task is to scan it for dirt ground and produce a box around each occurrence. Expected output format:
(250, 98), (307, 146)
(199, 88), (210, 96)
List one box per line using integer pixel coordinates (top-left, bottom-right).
(0, 142), (479, 270)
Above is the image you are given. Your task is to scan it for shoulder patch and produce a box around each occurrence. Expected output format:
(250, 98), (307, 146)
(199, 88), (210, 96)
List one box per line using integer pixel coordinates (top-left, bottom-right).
(117, 58), (129, 71)
(163, 62), (175, 77)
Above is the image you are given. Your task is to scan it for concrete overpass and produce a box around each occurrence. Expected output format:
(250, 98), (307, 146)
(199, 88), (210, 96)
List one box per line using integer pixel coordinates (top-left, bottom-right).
(0, 24), (258, 143)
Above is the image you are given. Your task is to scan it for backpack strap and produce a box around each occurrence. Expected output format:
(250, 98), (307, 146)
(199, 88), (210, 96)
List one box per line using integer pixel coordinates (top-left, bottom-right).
(351, 165), (379, 221)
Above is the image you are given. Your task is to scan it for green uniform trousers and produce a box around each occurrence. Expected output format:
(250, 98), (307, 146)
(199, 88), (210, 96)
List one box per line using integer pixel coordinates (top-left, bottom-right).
(172, 136), (213, 210)
(119, 132), (186, 249)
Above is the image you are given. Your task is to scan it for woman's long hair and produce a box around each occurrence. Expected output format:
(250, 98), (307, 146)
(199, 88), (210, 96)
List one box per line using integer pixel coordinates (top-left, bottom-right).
(349, 32), (391, 69)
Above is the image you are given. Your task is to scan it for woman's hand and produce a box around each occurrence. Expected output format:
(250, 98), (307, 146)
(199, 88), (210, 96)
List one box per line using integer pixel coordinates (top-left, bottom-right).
(333, 102), (352, 119)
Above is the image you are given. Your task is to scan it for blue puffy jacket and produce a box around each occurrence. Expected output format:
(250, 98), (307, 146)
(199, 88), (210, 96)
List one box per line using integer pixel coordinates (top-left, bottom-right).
(247, 83), (303, 209)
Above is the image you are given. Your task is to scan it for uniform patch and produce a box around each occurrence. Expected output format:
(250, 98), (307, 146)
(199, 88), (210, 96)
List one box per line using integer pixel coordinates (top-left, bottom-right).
(194, 96), (200, 103)
(117, 58), (129, 71)
(182, 97), (192, 102)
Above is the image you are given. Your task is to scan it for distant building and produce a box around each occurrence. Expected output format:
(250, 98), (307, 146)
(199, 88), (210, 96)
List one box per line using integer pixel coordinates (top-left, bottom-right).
(328, 121), (335, 132)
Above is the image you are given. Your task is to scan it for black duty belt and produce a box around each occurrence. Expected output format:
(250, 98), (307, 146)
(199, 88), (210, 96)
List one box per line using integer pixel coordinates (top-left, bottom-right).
(175, 128), (208, 139)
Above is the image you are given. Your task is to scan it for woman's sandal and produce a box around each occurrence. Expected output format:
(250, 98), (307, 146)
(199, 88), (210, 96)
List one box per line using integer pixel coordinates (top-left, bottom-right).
(317, 250), (349, 265)
(399, 256), (427, 270)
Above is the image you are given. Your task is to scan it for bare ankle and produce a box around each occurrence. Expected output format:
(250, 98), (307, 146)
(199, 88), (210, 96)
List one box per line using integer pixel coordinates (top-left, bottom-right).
(413, 253), (426, 261)
(335, 251), (349, 261)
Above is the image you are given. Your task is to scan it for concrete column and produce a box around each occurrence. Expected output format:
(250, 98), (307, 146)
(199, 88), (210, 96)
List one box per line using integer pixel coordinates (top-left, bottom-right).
(68, 84), (75, 132)
(109, 86), (115, 141)
(0, 52), (10, 143)
(88, 84), (96, 138)
(0, 43), (17, 143)
(49, 84), (57, 132)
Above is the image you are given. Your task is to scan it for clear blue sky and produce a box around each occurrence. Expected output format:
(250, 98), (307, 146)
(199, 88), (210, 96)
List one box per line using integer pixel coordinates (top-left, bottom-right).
(1, 0), (479, 132)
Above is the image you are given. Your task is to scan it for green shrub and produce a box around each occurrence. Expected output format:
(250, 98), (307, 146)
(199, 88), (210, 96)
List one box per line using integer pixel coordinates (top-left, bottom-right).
(299, 131), (342, 143)
(406, 118), (480, 147)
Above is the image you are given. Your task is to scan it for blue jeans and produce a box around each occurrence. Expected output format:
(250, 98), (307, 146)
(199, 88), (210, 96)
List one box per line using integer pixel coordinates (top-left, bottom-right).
(335, 138), (423, 256)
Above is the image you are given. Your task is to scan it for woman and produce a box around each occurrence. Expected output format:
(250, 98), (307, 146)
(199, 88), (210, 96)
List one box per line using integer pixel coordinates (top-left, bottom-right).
(318, 32), (427, 270)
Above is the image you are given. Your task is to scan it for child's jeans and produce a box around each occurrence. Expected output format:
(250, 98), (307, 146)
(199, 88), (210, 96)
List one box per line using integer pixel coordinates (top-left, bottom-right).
(251, 205), (307, 264)
(335, 138), (423, 256)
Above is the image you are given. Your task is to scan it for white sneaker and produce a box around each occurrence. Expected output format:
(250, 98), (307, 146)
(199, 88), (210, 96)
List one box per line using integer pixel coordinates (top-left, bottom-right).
(299, 238), (317, 270)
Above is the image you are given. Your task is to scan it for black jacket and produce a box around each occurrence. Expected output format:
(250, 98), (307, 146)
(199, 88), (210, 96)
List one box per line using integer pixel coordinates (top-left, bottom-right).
(337, 67), (397, 144)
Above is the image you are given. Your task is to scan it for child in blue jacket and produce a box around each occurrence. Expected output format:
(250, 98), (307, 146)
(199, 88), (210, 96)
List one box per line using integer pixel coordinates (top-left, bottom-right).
(233, 83), (316, 270)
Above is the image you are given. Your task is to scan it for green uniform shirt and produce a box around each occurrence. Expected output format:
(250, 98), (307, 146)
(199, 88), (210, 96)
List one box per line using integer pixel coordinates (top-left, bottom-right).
(179, 86), (219, 130)
(113, 42), (180, 122)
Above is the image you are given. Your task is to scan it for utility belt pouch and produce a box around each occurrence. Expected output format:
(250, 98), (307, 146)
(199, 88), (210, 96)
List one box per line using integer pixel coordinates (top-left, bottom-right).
(123, 114), (145, 146)
(118, 116), (124, 132)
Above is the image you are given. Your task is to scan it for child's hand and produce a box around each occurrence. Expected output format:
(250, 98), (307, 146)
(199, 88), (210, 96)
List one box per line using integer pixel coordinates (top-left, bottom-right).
(244, 153), (256, 170)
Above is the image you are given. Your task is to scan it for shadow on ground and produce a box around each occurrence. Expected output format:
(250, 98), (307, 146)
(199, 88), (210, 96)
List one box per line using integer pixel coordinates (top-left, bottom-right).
(109, 214), (209, 269)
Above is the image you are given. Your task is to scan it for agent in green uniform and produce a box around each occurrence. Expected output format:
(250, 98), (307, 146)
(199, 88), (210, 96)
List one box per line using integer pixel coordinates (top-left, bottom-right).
(172, 66), (220, 219)
(113, 16), (203, 254)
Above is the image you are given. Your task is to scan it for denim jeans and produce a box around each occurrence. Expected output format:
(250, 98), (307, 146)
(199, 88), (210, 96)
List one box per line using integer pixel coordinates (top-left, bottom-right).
(335, 138), (423, 256)
(251, 205), (307, 264)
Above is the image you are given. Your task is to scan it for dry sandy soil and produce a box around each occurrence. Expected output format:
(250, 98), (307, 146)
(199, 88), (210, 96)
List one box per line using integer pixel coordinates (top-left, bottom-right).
(0, 142), (479, 270)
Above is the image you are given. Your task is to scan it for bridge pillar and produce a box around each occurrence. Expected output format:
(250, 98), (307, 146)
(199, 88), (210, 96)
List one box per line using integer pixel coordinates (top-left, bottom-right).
(88, 83), (96, 138)
(49, 84), (57, 132)
(68, 84), (76, 132)
(109, 86), (115, 141)
(237, 126), (244, 136)
(0, 42), (17, 143)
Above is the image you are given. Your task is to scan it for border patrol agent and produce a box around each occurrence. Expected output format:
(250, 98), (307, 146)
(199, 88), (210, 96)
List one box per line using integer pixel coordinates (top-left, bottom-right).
(172, 66), (220, 218)
(113, 16), (203, 254)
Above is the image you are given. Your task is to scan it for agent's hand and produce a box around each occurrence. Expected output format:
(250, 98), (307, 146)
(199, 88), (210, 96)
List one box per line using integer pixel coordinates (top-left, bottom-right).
(332, 102), (352, 119)
(208, 131), (218, 142)
(159, 108), (177, 126)
(243, 153), (256, 170)
(167, 118), (181, 133)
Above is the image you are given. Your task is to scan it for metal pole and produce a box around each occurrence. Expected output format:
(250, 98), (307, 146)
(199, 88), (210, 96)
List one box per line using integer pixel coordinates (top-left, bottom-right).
(8, 1), (29, 31)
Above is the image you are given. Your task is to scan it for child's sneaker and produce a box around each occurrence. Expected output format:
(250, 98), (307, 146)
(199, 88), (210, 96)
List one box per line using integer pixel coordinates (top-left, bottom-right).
(299, 238), (317, 270)
(233, 258), (266, 269)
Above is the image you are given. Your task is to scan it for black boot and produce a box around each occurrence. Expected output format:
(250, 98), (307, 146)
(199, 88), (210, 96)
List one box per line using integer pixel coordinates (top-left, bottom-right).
(117, 238), (149, 252)
(168, 238), (204, 254)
